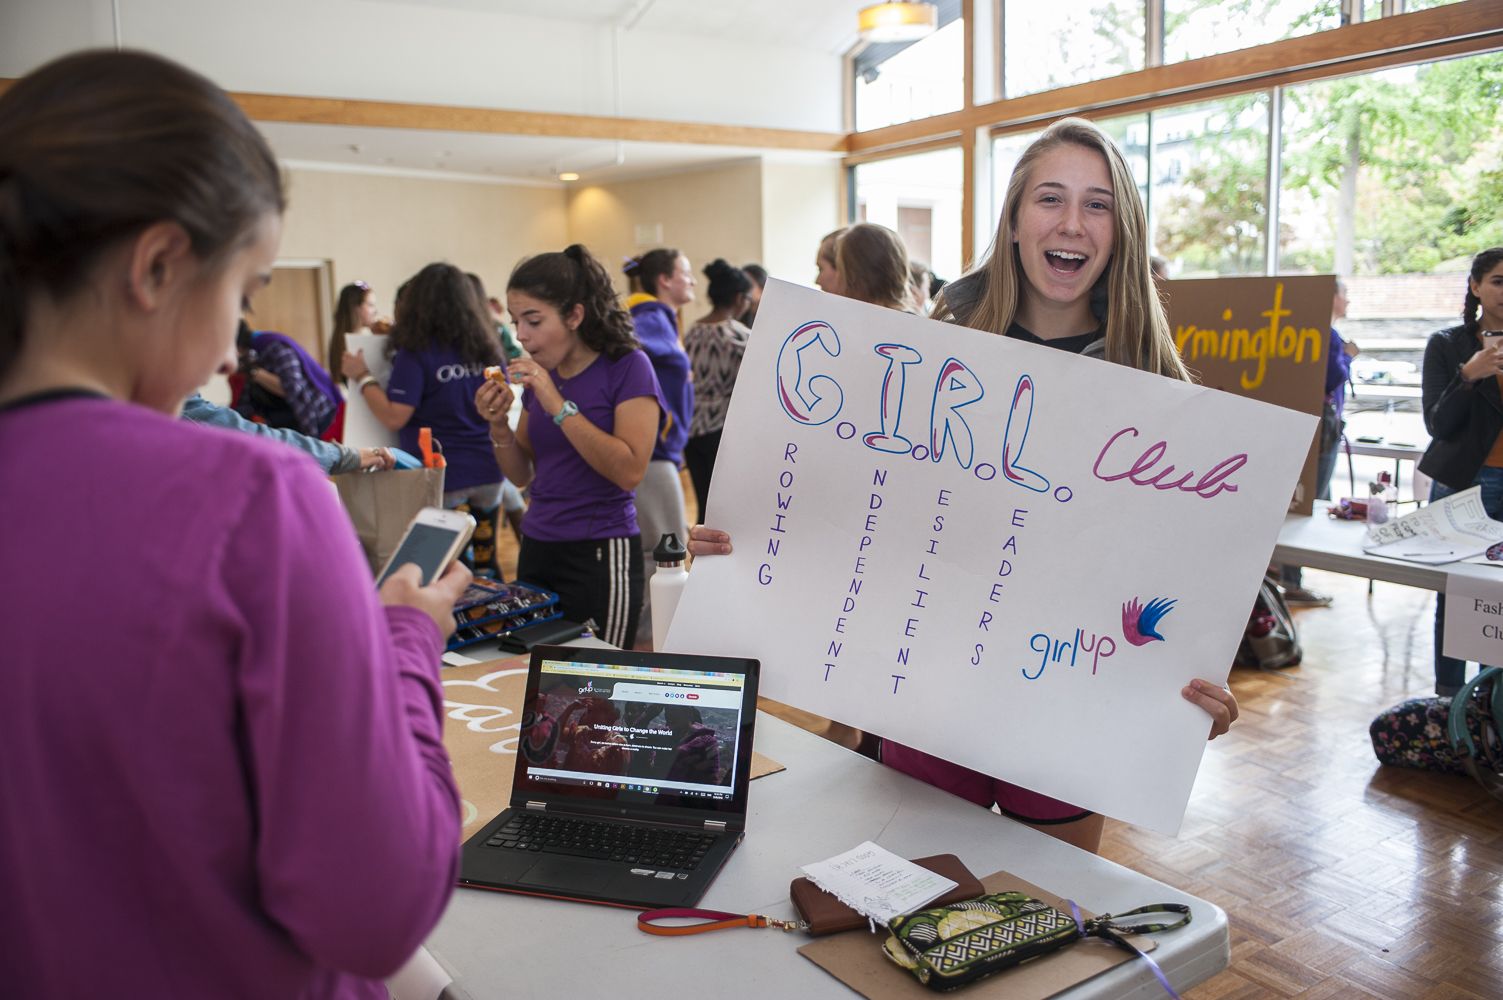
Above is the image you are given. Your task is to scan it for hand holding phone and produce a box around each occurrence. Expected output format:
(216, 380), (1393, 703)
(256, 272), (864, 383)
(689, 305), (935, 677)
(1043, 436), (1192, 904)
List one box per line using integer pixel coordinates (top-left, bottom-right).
(379, 560), (472, 640)
(376, 507), (476, 587)
(375, 507), (476, 640)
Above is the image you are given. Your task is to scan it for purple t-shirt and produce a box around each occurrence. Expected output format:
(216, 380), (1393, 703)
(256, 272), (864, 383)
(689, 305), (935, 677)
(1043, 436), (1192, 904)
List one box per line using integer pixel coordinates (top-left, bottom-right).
(0, 395), (459, 998)
(387, 347), (501, 492)
(522, 349), (665, 541)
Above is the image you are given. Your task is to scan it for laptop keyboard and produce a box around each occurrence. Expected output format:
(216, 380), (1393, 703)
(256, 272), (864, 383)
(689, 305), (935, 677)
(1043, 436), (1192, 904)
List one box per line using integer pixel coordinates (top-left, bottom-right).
(484, 813), (718, 870)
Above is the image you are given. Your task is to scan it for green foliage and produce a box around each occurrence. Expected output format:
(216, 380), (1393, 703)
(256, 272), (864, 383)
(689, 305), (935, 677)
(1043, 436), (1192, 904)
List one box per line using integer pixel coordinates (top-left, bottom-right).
(1276, 52), (1503, 274)
(1157, 50), (1503, 276)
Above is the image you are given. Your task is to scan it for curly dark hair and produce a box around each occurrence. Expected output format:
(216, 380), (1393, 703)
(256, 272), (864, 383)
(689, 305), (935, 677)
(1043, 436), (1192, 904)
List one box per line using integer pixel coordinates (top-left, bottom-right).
(387, 262), (502, 367)
(508, 245), (639, 360)
(703, 258), (751, 310)
(1464, 247), (1503, 332)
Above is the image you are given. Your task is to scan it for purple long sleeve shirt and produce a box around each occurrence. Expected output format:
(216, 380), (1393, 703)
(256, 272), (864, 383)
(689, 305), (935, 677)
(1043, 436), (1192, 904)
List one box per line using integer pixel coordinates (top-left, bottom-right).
(0, 396), (460, 998)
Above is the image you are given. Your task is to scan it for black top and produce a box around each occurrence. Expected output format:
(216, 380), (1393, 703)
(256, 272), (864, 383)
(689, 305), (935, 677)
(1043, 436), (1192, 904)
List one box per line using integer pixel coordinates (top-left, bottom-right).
(0, 388), (109, 417)
(1006, 323), (1100, 355)
(1417, 323), (1503, 492)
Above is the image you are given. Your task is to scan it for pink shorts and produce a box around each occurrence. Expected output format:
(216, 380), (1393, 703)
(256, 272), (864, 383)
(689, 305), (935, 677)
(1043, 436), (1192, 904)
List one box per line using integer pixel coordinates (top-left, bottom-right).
(880, 741), (1092, 825)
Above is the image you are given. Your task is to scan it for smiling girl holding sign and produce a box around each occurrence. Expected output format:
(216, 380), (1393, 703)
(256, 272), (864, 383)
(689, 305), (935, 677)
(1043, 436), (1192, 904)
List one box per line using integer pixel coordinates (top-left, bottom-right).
(690, 118), (1238, 853)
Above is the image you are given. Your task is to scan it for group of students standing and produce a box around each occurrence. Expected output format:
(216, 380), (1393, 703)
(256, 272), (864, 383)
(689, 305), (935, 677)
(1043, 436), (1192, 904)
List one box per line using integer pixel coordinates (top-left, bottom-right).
(231, 236), (768, 650)
(19, 43), (1481, 999)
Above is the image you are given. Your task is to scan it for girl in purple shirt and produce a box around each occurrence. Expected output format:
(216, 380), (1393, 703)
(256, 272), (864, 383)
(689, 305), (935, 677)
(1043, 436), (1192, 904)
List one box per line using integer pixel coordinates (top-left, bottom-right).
(477, 245), (666, 648)
(0, 51), (469, 998)
(343, 262), (508, 574)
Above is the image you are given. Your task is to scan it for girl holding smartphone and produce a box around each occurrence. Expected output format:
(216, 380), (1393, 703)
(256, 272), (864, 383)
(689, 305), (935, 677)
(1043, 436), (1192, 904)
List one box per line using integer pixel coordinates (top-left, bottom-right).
(477, 245), (666, 648)
(1418, 246), (1503, 696)
(0, 50), (468, 997)
(690, 118), (1238, 853)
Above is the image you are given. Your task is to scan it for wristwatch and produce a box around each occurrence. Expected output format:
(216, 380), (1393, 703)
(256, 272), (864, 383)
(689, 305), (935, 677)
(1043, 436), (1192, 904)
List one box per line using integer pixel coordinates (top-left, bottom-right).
(553, 400), (580, 425)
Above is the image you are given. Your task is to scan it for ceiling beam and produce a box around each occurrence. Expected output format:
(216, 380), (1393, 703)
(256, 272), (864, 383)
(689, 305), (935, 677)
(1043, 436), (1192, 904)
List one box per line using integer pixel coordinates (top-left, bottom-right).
(0, 80), (849, 154)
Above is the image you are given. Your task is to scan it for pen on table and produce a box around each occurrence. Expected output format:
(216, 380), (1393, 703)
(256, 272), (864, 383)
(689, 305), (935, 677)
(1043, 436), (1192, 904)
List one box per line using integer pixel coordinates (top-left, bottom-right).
(1401, 549), (1452, 555)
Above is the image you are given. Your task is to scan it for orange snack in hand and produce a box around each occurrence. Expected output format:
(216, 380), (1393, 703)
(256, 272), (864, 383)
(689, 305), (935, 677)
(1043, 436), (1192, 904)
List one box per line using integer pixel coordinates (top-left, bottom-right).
(484, 365), (507, 385)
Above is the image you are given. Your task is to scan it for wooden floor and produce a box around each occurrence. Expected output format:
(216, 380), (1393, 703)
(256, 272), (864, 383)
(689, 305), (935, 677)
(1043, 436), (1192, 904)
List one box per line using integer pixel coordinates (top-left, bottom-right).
(1103, 570), (1503, 999)
(493, 508), (1503, 997)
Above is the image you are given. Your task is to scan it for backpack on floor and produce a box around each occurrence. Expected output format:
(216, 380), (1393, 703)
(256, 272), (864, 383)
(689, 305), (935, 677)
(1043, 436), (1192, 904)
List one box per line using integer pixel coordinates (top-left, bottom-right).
(1448, 667), (1503, 801)
(1370, 669), (1502, 801)
(1234, 574), (1301, 670)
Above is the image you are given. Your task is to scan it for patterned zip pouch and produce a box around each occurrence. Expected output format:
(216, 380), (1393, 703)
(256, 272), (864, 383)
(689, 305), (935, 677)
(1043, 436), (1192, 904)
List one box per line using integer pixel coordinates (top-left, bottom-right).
(882, 892), (1190, 993)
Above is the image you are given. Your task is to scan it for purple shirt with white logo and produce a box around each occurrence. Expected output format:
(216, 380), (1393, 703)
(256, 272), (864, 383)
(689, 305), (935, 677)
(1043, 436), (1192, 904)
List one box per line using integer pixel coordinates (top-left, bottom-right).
(522, 349), (665, 542)
(386, 347), (501, 492)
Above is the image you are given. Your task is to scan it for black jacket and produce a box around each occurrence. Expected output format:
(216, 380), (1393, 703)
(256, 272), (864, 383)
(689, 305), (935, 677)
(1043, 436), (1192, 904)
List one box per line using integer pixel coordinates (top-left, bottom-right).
(1418, 324), (1503, 492)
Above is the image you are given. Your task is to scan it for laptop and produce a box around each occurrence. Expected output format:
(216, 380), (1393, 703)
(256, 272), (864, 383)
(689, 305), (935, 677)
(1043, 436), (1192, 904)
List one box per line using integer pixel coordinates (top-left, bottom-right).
(458, 643), (760, 908)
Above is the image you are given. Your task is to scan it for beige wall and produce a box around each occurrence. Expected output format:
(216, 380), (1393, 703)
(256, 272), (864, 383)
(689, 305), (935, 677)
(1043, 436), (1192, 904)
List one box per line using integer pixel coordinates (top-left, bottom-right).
(200, 166), (566, 404)
(277, 167), (568, 321)
(759, 160), (844, 290)
(565, 160), (765, 305)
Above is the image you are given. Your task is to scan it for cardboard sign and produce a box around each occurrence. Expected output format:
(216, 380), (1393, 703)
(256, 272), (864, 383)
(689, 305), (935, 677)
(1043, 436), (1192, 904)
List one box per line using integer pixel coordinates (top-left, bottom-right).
(667, 280), (1314, 833)
(1164, 275), (1334, 512)
(1443, 571), (1503, 666)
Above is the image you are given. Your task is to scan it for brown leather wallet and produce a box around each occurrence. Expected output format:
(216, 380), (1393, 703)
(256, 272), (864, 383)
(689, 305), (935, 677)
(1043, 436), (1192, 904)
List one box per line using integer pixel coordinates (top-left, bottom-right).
(789, 854), (984, 936)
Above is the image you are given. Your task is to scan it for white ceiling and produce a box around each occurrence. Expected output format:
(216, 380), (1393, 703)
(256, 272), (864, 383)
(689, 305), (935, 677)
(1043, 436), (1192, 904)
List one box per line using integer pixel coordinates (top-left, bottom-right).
(258, 120), (838, 186)
(364, 0), (870, 54)
(263, 0), (868, 183)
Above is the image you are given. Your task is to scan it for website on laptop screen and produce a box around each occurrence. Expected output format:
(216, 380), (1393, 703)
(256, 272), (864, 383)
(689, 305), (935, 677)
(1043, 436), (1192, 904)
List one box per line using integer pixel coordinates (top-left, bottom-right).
(517, 660), (747, 802)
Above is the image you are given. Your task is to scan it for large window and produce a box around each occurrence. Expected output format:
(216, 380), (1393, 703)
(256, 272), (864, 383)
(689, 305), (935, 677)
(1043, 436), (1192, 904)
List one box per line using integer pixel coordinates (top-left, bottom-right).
(860, 2), (1498, 304)
(1150, 94), (1270, 276)
(1278, 55), (1503, 277)
(1162, 0), (1340, 64)
(853, 147), (964, 283)
(1003, 3), (1144, 99)
(855, 18), (965, 132)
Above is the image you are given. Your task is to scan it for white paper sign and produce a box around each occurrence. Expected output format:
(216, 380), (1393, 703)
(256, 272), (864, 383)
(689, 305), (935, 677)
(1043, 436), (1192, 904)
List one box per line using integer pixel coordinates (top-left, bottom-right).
(800, 841), (958, 925)
(1442, 570), (1503, 666)
(1363, 486), (1503, 564)
(667, 281), (1315, 833)
(340, 333), (399, 450)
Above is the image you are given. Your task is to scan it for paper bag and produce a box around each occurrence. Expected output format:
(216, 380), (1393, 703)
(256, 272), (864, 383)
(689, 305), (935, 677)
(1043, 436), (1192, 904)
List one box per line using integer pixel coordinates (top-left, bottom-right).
(334, 466), (445, 576)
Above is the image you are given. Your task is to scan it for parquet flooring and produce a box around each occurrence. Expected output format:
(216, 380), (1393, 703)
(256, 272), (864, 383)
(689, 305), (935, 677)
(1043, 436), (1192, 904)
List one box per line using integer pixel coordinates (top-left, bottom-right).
(1109, 570), (1503, 999)
(495, 494), (1503, 997)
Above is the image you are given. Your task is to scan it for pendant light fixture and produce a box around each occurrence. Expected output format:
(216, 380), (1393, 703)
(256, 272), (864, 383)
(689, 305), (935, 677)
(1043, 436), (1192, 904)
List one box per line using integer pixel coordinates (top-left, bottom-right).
(857, 1), (939, 44)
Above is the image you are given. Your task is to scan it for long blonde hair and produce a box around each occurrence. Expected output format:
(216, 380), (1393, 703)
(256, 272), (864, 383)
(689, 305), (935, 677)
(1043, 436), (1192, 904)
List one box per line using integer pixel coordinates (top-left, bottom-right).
(837, 223), (914, 312)
(934, 117), (1189, 382)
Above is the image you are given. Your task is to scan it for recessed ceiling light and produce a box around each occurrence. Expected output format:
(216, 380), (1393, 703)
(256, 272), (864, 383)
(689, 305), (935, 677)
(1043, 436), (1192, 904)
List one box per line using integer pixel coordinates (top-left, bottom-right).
(558, 172), (580, 182)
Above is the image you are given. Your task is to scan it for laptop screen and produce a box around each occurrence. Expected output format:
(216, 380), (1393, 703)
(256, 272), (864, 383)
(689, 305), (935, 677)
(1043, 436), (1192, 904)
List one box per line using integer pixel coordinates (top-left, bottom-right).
(511, 647), (759, 819)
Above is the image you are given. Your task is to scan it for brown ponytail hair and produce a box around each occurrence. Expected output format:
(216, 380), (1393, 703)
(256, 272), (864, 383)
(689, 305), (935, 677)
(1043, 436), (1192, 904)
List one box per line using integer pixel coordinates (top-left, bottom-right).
(509, 244), (639, 359)
(1463, 247), (1503, 333)
(0, 49), (285, 383)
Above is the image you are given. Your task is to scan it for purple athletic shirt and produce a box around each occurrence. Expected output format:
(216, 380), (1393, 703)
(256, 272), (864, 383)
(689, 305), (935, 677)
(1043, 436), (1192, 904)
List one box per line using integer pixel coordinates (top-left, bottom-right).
(522, 349), (665, 541)
(0, 396), (460, 999)
(387, 347), (502, 492)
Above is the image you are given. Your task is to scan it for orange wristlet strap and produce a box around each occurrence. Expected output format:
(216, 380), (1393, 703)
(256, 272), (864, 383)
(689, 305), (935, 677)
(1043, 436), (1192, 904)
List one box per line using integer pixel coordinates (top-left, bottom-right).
(637, 907), (807, 936)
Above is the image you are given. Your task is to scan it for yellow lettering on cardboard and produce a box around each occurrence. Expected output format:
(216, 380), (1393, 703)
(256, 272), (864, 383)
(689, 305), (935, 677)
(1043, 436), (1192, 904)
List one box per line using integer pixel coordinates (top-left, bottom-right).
(1174, 282), (1323, 390)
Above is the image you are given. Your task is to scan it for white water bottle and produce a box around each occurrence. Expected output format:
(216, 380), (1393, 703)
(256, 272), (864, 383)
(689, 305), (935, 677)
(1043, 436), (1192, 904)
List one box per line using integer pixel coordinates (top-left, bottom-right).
(649, 532), (689, 651)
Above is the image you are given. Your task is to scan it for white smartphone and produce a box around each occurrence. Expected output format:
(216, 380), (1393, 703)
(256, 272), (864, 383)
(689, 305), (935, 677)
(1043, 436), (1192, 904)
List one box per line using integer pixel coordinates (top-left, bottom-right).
(375, 507), (476, 587)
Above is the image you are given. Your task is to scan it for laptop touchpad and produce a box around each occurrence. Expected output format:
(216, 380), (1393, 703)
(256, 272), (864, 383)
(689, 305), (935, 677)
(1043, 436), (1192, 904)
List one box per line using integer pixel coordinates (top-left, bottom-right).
(517, 858), (632, 896)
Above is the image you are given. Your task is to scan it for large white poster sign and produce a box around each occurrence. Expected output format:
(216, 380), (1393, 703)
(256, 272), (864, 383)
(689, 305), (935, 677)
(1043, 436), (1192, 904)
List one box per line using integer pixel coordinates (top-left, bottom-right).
(667, 281), (1315, 833)
(1443, 571), (1503, 666)
(341, 333), (399, 450)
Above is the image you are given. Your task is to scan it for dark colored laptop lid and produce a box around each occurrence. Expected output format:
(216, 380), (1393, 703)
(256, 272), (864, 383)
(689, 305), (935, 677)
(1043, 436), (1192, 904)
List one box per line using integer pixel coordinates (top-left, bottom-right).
(507, 645), (760, 830)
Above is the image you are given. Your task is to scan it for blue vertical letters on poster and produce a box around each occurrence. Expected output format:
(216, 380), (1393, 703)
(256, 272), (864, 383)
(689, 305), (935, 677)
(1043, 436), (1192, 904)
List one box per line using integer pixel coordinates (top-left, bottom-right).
(762, 319), (1250, 691)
